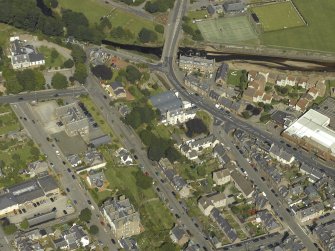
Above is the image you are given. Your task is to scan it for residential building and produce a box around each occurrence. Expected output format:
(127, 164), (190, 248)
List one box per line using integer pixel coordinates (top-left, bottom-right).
(210, 208), (237, 242)
(117, 148), (134, 165)
(269, 144), (295, 165)
(230, 170), (254, 198)
(163, 168), (191, 198)
(213, 143), (230, 164)
(9, 37), (45, 70)
(180, 135), (219, 160)
(170, 225), (189, 246)
(27, 161), (49, 177)
(105, 82), (127, 99)
(283, 109), (335, 161)
(295, 98), (310, 112)
(198, 192), (229, 216)
(102, 196), (141, 239)
(55, 103), (89, 137)
(313, 220), (335, 251)
(212, 169), (230, 185)
(179, 55), (215, 73)
(76, 150), (106, 173)
(276, 75), (296, 87)
(0, 174), (59, 216)
(299, 163), (323, 183)
(53, 224), (90, 250)
(86, 170), (106, 188)
(67, 154), (82, 168)
(184, 74), (210, 96)
(256, 210), (280, 231)
(215, 63), (229, 84)
(296, 203), (324, 222)
(119, 238), (139, 251)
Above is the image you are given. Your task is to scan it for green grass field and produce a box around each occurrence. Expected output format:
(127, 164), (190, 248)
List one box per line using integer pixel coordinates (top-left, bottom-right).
(252, 1), (305, 32)
(58, 0), (163, 45)
(260, 0), (335, 52)
(37, 46), (66, 68)
(197, 16), (258, 44)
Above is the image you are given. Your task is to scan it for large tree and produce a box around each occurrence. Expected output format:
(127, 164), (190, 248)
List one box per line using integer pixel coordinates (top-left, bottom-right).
(71, 45), (87, 64)
(91, 65), (113, 80)
(125, 65), (141, 83)
(73, 63), (88, 84)
(79, 208), (92, 222)
(51, 73), (68, 89)
(138, 28), (158, 43)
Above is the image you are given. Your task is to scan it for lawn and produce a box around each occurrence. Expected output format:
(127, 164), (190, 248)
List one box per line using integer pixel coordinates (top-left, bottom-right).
(227, 70), (242, 86)
(58, 0), (163, 45)
(188, 10), (208, 20)
(260, 0), (335, 52)
(0, 23), (17, 47)
(197, 15), (258, 44)
(252, 1), (305, 32)
(37, 46), (66, 68)
(0, 105), (21, 135)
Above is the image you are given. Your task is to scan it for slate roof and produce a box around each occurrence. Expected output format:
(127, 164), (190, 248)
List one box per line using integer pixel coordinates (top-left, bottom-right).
(150, 91), (183, 113)
(215, 63), (229, 81)
(210, 208), (237, 242)
(223, 1), (245, 12)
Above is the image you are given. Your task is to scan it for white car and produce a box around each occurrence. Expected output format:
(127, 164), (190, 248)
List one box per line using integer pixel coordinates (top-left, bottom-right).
(56, 150), (60, 156)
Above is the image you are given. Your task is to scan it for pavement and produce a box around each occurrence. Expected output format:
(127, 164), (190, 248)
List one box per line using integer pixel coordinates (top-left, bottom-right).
(10, 102), (118, 250)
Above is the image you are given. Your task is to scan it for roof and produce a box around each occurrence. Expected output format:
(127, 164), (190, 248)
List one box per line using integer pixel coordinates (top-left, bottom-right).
(38, 175), (58, 193)
(210, 208), (237, 241)
(28, 211), (56, 227)
(28, 53), (44, 62)
(213, 169), (230, 180)
(111, 81), (123, 90)
(171, 225), (187, 240)
(284, 109), (335, 155)
(215, 63), (229, 81)
(90, 134), (111, 147)
(223, 1), (245, 12)
(230, 170), (254, 197)
(150, 91), (183, 113)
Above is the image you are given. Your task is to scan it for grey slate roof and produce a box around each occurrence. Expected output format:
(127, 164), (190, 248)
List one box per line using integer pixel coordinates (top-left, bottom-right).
(215, 63), (229, 81)
(223, 1), (245, 12)
(90, 134), (111, 147)
(210, 208), (237, 242)
(150, 91), (183, 113)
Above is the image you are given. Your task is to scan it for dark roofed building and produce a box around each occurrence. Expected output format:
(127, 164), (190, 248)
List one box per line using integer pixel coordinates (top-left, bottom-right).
(210, 208), (237, 242)
(223, 1), (245, 13)
(215, 63), (229, 84)
(90, 134), (111, 147)
(150, 91), (183, 114)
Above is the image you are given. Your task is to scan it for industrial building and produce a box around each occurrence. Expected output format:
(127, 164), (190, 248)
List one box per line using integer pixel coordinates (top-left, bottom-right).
(283, 109), (335, 161)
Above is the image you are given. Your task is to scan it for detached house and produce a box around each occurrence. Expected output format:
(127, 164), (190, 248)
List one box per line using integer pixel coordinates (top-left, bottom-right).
(213, 169), (231, 186)
(170, 225), (189, 246)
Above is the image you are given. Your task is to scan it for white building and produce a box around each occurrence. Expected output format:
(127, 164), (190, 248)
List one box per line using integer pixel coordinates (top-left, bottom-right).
(269, 144), (295, 165)
(284, 109), (335, 159)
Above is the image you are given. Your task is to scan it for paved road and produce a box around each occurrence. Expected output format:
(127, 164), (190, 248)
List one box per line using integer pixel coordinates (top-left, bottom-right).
(100, 0), (154, 21)
(11, 102), (118, 251)
(0, 87), (87, 104)
(85, 73), (213, 250)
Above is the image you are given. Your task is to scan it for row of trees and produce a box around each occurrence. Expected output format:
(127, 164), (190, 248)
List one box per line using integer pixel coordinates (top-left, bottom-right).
(182, 18), (204, 41)
(144, 0), (175, 13)
(110, 27), (159, 44)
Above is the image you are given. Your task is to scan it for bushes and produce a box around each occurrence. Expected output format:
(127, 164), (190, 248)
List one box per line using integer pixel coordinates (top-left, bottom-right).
(125, 65), (142, 83)
(138, 28), (158, 43)
(155, 24), (164, 34)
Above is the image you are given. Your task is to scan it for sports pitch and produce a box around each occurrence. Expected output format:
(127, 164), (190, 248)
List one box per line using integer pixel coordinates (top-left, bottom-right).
(196, 16), (258, 44)
(252, 1), (305, 32)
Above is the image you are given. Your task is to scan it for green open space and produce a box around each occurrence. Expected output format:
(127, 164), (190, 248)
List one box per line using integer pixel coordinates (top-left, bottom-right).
(252, 1), (305, 32)
(37, 46), (66, 68)
(58, 0), (163, 45)
(197, 15), (258, 44)
(260, 0), (335, 52)
(0, 104), (21, 135)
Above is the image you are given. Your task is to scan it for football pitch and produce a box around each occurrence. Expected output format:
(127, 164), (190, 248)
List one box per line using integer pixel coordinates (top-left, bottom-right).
(252, 1), (305, 32)
(197, 16), (258, 44)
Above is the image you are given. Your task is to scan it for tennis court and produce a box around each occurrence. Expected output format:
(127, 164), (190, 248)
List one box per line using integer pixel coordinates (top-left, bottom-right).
(197, 15), (258, 44)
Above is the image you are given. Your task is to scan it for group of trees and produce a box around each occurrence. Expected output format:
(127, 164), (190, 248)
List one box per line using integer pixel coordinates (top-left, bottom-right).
(139, 128), (181, 162)
(125, 105), (157, 129)
(185, 118), (208, 138)
(110, 26), (134, 41)
(110, 26), (159, 44)
(125, 65), (142, 83)
(51, 72), (68, 89)
(182, 17), (204, 41)
(144, 0), (175, 13)
(91, 64), (113, 80)
(4, 69), (45, 94)
(138, 28), (158, 43)
(0, 0), (63, 36)
(71, 45), (88, 84)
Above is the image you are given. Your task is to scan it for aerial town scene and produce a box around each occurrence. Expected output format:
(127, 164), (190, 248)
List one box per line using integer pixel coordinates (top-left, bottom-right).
(0, 0), (334, 250)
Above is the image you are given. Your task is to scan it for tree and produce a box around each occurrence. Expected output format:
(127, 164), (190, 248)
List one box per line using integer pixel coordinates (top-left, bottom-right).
(2, 223), (17, 235)
(30, 146), (40, 158)
(110, 26), (134, 40)
(79, 208), (92, 222)
(51, 73), (68, 89)
(4, 75), (23, 94)
(125, 65), (141, 83)
(125, 111), (142, 129)
(155, 24), (164, 34)
(73, 63), (88, 84)
(165, 146), (181, 163)
(71, 45), (87, 64)
(260, 113), (272, 123)
(91, 65), (113, 80)
(63, 59), (74, 68)
(148, 144), (166, 161)
(185, 118), (208, 138)
(242, 111), (251, 119)
(89, 225), (99, 235)
(50, 0), (58, 8)
(50, 49), (59, 62)
(20, 219), (29, 230)
(138, 28), (158, 43)
(159, 242), (178, 251)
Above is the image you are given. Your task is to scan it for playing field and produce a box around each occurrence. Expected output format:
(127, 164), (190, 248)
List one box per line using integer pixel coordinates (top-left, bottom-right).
(260, 0), (335, 52)
(197, 16), (258, 44)
(252, 1), (305, 32)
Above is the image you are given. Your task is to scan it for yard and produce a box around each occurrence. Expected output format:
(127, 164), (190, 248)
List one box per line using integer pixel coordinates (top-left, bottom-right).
(197, 15), (258, 44)
(227, 70), (243, 86)
(58, 0), (163, 45)
(260, 0), (335, 52)
(37, 46), (66, 69)
(252, 1), (305, 32)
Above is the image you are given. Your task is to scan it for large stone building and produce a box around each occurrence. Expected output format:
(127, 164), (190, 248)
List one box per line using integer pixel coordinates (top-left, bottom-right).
(179, 55), (215, 73)
(9, 36), (45, 70)
(55, 102), (89, 137)
(102, 196), (141, 239)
